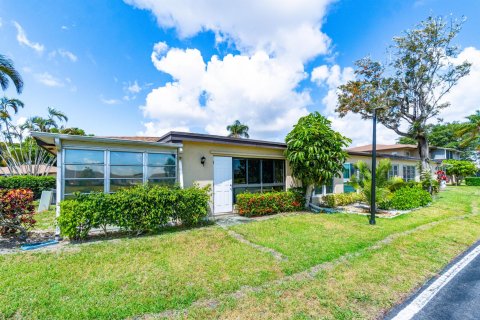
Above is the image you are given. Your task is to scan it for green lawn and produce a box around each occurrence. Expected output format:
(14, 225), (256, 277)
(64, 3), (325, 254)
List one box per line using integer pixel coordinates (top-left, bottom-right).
(1, 186), (480, 319)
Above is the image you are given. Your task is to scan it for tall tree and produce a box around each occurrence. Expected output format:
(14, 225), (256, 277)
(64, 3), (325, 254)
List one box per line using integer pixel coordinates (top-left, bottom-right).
(22, 107), (69, 132)
(336, 16), (471, 171)
(0, 54), (23, 94)
(285, 112), (351, 206)
(456, 110), (480, 150)
(227, 120), (249, 138)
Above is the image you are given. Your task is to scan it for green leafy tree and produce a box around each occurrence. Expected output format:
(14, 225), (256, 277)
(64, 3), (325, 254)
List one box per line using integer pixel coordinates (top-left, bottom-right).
(397, 119), (477, 159)
(0, 53), (23, 94)
(285, 112), (351, 206)
(337, 16), (471, 172)
(443, 159), (477, 185)
(227, 120), (249, 138)
(456, 110), (480, 151)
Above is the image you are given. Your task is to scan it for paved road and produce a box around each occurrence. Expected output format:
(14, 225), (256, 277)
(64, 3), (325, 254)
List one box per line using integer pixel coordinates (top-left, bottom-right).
(411, 251), (480, 320)
(387, 245), (480, 320)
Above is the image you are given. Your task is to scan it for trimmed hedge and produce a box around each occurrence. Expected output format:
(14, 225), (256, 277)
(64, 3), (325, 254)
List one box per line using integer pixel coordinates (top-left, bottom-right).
(321, 192), (364, 208)
(58, 184), (210, 240)
(465, 177), (480, 186)
(0, 175), (55, 199)
(236, 191), (304, 217)
(380, 185), (432, 210)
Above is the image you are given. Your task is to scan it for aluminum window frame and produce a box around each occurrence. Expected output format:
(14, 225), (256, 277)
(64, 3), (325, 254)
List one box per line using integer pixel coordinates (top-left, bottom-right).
(61, 147), (178, 199)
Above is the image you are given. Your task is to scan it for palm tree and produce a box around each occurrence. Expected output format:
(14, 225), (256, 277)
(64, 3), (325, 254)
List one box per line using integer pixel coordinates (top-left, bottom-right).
(227, 120), (249, 138)
(23, 107), (68, 132)
(456, 110), (480, 150)
(0, 54), (23, 94)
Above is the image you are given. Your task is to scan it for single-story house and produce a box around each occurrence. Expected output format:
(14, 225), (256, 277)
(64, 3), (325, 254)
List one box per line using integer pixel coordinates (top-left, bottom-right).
(0, 164), (57, 176)
(32, 132), (459, 217)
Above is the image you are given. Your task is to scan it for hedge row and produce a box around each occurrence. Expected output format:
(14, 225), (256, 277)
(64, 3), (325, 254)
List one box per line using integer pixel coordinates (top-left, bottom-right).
(465, 177), (480, 186)
(0, 175), (55, 199)
(236, 190), (305, 217)
(58, 184), (210, 240)
(321, 192), (365, 208)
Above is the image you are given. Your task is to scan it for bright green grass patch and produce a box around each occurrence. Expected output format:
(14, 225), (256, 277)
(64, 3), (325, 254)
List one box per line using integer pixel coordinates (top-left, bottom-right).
(185, 188), (480, 319)
(1, 187), (478, 319)
(231, 187), (475, 274)
(34, 205), (56, 231)
(0, 228), (282, 319)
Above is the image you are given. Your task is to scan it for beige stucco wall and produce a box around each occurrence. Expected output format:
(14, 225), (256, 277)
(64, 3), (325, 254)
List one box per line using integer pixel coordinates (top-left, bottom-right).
(180, 141), (298, 213)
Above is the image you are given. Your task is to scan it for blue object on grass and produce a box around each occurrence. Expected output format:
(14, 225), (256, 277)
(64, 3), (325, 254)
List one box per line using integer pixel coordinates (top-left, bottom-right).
(21, 240), (59, 251)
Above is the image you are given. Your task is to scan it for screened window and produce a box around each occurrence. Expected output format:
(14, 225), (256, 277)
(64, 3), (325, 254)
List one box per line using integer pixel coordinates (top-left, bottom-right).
(64, 149), (105, 196)
(147, 152), (176, 186)
(314, 179), (334, 195)
(109, 151), (143, 191)
(388, 164), (399, 178)
(63, 149), (177, 197)
(232, 158), (285, 202)
(403, 165), (416, 182)
(343, 163), (355, 180)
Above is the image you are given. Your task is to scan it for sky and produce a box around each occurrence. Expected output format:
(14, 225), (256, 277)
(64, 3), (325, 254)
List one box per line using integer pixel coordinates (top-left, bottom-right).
(0, 0), (479, 146)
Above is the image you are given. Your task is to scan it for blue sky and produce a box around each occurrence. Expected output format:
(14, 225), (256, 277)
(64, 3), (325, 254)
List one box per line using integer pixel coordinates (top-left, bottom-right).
(1, 0), (479, 145)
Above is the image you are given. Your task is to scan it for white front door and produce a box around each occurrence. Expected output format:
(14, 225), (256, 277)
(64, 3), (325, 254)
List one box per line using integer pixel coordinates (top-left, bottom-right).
(213, 156), (233, 214)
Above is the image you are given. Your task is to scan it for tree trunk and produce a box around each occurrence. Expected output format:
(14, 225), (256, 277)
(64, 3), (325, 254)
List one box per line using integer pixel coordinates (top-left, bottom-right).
(304, 184), (314, 208)
(417, 136), (430, 173)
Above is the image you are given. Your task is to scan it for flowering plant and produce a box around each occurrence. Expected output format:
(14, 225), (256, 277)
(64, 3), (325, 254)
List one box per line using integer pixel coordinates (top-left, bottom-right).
(0, 188), (36, 238)
(436, 170), (447, 182)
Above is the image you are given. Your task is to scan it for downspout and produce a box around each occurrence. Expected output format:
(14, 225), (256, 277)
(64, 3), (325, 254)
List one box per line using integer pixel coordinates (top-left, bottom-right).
(178, 147), (184, 189)
(54, 137), (62, 241)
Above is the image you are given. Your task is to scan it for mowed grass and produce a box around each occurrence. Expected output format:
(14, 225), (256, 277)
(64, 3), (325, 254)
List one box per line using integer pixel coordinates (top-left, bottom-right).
(231, 186), (475, 274)
(1, 186), (479, 319)
(0, 228), (282, 319)
(33, 204), (56, 231)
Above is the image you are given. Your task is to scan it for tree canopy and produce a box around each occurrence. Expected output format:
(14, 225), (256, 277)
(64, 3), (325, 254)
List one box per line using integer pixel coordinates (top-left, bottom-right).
(227, 120), (249, 138)
(0, 53), (23, 94)
(336, 16), (471, 170)
(285, 112), (351, 193)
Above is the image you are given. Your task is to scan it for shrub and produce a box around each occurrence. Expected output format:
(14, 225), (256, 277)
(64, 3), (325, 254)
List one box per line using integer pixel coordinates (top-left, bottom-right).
(379, 185), (432, 210)
(0, 189), (36, 238)
(58, 184), (210, 240)
(465, 177), (480, 186)
(0, 175), (56, 199)
(321, 192), (364, 208)
(236, 191), (303, 217)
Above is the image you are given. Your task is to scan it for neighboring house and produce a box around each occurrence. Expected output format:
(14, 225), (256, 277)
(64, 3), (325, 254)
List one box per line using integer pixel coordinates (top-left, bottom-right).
(31, 132), (461, 216)
(336, 144), (462, 195)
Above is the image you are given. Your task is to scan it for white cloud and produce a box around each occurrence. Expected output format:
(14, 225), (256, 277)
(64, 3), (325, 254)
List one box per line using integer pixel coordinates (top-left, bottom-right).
(49, 49), (78, 62)
(13, 21), (44, 53)
(127, 81), (141, 94)
(61, 25), (68, 30)
(34, 72), (64, 87)
(438, 47), (480, 123)
(0, 18), (3, 28)
(100, 96), (121, 105)
(58, 49), (78, 62)
(127, 0), (335, 138)
(140, 46), (310, 139)
(126, 0), (332, 62)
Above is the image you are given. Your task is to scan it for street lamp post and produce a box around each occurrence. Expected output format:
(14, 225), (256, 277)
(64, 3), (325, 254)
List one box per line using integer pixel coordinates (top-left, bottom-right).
(370, 108), (379, 225)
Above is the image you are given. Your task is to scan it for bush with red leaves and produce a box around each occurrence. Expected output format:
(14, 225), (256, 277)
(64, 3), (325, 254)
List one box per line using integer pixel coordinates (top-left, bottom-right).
(0, 188), (36, 238)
